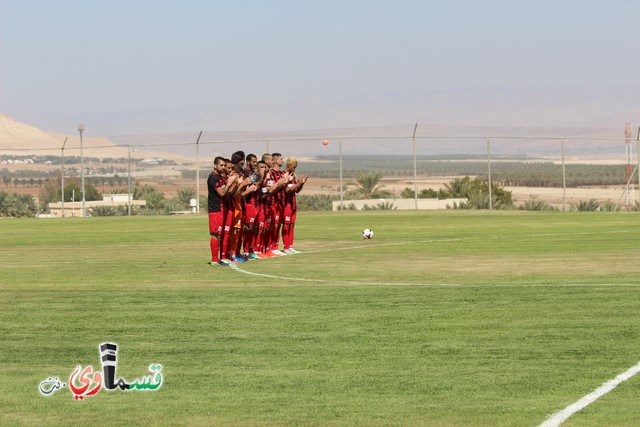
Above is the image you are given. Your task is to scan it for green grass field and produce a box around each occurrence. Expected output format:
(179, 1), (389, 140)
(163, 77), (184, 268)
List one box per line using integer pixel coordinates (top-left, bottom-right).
(1, 211), (639, 426)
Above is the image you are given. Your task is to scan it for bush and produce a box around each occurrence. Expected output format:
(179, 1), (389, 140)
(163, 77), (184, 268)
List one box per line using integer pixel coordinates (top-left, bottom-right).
(336, 202), (357, 211)
(401, 187), (452, 199)
(296, 194), (341, 211)
(0, 191), (38, 217)
(600, 202), (618, 212)
(362, 202), (397, 211)
(519, 198), (555, 211)
(445, 176), (513, 209)
(90, 206), (117, 216)
(572, 199), (600, 211)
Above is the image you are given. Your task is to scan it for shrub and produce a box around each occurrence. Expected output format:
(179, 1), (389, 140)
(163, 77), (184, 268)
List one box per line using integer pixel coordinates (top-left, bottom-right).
(600, 202), (618, 212)
(296, 194), (340, 211)
(519, 198), (555, 211)
(90, 206), (117, 216)
(572, 199), (600, 211)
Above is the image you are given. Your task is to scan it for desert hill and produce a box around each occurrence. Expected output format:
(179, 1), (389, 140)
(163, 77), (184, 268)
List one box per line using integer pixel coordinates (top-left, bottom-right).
(0, 113), (192, 162)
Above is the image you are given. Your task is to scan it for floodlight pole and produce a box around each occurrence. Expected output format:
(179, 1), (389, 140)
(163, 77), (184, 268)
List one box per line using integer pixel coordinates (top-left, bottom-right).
(78, 124), (85, 217)
(561, 139), (567, 211)
(412, 123), (418, 210)
(61, 137), (67, 218)
(487, 138), (492, 210)
(195, 130), (202, 214)
(339, 140), (344, 210)
(128, 145), (132, 216)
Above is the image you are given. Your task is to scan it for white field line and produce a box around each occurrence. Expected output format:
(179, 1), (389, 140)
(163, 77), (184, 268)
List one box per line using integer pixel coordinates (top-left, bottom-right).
(229, 259), (638, 288)
(303, 237), (463, 254)
(227, 263), (461, 287)
(539, 361), (640, 427)
(227, 228), (639, 288)
(303, 229), (633, 254)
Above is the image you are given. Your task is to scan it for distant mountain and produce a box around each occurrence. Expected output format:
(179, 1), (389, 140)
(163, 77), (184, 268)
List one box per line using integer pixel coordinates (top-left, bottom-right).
(0, 113), (191, 161)
(22, 85), (637, 135)
(4, 81), (638, 161)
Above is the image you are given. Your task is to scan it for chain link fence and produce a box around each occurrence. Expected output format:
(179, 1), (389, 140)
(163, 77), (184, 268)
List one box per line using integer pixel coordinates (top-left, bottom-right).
(1, 124), (638, 216)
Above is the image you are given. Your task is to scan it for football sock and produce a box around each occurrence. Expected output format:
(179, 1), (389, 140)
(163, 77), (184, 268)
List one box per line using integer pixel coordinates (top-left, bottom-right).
(243, 228), (253, 253)
(210, 237), (220, 263)
(235, 228), (243, 255)
(271, 224), (280, 251)
(220, 228), (230, 259)
(286, 226), (295, 249)
(282, 226), (291, 249)
(263, 228), (272, 252)
(229, 229), (239, 257)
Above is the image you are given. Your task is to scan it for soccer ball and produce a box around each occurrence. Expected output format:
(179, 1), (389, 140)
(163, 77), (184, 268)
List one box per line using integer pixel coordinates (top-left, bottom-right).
(362, 228), (374, 239)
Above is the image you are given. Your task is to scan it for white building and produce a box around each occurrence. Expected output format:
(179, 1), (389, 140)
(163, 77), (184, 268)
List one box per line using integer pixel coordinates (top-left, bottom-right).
(47, 194), (146, 217)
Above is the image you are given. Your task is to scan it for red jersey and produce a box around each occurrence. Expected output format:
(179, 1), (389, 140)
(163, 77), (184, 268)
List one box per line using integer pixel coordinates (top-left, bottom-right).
(284, 174), (297, 211)
(245, 179), (262, 207)
(271, 169), (286, 207)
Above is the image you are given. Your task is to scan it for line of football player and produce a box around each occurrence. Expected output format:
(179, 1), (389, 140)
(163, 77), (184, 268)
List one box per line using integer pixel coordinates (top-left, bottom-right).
(207, 151), (308, 266)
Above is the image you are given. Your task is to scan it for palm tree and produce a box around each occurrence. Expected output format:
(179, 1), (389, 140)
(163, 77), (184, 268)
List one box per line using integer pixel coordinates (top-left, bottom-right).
(143, 191), (167, 215)
(444, 176), (474, 198)
(175, 187), (196, 210)
(346, 171), (393, 199)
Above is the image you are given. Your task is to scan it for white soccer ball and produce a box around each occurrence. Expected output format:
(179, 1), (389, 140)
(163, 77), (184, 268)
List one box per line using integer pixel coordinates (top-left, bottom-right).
(362, 228), (374, 239)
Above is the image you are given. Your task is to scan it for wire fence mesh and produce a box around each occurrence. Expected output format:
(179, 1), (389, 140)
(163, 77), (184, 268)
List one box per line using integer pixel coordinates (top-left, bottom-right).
(1, 124), (639, 215)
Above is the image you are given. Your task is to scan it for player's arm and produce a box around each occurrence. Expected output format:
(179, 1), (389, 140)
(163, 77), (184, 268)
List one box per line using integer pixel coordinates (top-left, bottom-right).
(295, 175), (308, 193)
(277, 172), (291, 189)
(241, 183), (257, 198)
(285, 175), (297, 193)
(215, 175), (237, 197)
(264, 174), (283, 194)
(233, 176), (251, 196)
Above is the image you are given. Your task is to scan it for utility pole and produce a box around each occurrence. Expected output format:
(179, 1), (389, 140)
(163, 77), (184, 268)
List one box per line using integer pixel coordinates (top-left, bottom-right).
(78, 124), (85, 217)
(412, 123), (418, 210)
(61, 137), (67, 218)
(195, 130), (202, 213)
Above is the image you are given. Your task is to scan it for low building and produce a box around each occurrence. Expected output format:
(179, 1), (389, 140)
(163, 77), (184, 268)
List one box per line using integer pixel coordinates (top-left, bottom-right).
(48, 194), (146, 217)
(332, 198), (468, 211)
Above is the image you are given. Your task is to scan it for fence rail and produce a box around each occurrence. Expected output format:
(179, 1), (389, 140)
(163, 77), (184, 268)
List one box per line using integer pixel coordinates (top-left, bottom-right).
(1, 124), (639, 215)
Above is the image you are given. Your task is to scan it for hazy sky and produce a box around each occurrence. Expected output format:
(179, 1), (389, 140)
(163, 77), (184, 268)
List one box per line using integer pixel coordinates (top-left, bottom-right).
(1, 0), (639, 135)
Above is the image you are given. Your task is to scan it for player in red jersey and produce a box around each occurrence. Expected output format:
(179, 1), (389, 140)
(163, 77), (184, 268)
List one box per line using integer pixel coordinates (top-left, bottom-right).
(282, 157), (307, 254)
(228, 151), (251, 262)
(245, 153), (258, 175)
(208, 157), (237, 266)
(260, 154), (275, 256)
(218, 159), (236, 264)
(229, 163), (254, 262)
(259, 154), (289, 258)
(269, 153), (286, 255)
(241, 153), (259, 257)
(243, 160), (268, 259)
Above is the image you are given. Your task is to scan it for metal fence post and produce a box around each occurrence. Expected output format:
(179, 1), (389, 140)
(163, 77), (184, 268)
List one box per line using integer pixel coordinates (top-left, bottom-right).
(561, 139), (566, 212)
(339, 140), (344, 210)
(127, 145), (132, 216)
(412, 123), (418, 210)
(195, 131), (202, 214)
(60, 137), (67, 218)
(487, 137), (492, 210)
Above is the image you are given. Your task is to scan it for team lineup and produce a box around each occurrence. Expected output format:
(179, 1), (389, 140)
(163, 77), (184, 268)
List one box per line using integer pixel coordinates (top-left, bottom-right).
(207, 151), (308, 266)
